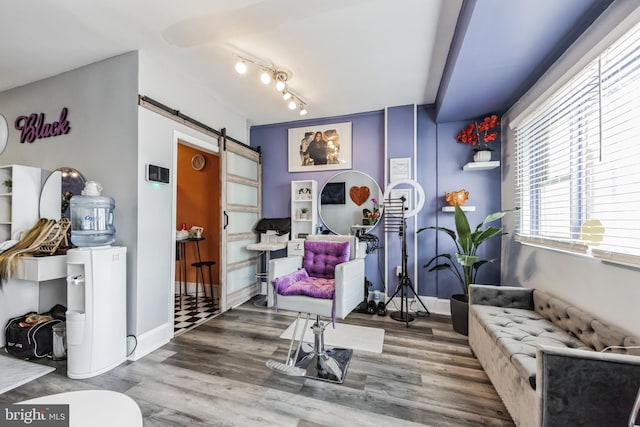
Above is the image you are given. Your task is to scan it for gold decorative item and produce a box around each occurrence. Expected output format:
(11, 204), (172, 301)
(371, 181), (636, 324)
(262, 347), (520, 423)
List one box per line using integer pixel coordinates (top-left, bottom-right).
(445, 189), (469, 206)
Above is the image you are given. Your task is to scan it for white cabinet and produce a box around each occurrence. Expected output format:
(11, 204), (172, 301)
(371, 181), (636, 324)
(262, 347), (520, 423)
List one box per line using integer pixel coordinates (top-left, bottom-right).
(0, 165), (41, 241)
(290, 180), (317, 253)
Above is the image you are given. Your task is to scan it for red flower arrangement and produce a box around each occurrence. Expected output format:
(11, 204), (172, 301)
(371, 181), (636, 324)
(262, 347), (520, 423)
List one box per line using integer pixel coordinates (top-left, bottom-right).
(456, 115), (500, 151)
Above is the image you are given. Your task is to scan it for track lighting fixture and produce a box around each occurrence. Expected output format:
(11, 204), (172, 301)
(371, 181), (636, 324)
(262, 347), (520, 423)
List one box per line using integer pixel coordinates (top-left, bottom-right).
(233, 54), (308, 115)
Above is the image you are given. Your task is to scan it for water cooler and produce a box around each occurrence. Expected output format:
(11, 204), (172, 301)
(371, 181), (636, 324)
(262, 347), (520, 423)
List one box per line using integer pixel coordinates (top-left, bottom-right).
(66, 246), (127, 379)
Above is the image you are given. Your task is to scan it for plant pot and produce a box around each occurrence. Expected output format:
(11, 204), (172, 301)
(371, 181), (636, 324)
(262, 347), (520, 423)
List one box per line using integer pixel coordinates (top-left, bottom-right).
(473, 150), (492, 162)
(449, 294), (469, 336)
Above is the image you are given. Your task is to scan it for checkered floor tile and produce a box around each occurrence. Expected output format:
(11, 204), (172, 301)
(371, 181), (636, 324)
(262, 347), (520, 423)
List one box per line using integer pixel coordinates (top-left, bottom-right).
(174, 294), (219, 336)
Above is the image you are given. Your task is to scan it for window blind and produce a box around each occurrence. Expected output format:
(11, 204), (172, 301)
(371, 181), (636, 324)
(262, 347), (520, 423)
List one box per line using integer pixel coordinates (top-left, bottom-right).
(514, 19), (640, 266)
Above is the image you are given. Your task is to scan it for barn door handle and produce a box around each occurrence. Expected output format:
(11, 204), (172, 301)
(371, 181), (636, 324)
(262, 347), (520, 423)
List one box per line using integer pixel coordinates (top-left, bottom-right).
(223, 211), (229, 230)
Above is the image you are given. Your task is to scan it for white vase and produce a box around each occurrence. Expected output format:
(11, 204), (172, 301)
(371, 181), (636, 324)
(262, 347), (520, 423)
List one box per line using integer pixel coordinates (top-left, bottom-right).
(473, 150), (492, 162)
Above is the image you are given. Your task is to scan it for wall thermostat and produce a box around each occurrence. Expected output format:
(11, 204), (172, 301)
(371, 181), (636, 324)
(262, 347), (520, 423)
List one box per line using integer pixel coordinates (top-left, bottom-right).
(146, 164), (170, 184)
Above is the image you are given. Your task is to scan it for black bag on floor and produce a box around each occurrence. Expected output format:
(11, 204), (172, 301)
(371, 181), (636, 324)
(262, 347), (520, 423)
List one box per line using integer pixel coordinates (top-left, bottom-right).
(4, 304), (66, 360)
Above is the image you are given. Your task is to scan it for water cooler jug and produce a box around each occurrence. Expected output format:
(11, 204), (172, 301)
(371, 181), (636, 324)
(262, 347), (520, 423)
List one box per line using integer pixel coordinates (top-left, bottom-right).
(70, 181), (116, 247)
(66, 246), (127, 379)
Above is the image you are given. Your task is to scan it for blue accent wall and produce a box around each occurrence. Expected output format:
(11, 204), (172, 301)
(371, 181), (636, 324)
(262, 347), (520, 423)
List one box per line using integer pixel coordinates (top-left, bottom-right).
(251, 106), (501, 300)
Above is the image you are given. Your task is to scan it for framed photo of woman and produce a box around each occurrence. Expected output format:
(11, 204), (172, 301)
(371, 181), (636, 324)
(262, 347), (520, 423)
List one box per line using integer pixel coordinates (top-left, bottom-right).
(287, 122), (352, 172)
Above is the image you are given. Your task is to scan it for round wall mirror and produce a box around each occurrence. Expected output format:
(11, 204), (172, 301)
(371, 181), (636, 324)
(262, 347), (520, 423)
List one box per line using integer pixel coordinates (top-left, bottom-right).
(319, 171), (383, 235)
(40, 167), (86, 219)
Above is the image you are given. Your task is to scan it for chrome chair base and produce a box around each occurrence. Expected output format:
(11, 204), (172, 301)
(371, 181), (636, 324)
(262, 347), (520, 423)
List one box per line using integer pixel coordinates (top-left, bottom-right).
(293, 343), (353, 384)
(266, 313), (354, 384)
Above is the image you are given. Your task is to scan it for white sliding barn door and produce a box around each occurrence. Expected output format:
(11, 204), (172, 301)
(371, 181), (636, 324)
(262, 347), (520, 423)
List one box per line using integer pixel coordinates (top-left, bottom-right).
(220, 136), (261, 310)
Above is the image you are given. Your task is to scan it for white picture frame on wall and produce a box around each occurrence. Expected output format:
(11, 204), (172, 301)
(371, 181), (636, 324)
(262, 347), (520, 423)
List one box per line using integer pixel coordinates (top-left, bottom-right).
(287, 122), (352, 172)
(390, 157), (411, 182)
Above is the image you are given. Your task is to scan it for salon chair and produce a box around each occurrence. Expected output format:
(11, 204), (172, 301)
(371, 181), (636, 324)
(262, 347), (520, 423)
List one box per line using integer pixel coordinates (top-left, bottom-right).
(266, 235), (364, 383)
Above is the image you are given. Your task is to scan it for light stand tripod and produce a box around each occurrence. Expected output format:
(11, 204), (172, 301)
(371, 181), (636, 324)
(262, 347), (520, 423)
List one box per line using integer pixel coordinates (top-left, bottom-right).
(384, 196), (430, 326)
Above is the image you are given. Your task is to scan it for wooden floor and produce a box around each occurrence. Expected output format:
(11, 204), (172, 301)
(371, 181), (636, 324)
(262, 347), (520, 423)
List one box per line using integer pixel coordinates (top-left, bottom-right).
(0, 299), (514, 426)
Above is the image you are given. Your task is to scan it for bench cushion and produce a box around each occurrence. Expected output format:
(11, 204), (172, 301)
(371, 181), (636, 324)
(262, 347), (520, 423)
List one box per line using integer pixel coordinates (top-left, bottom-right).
(471, 305), (591, 389)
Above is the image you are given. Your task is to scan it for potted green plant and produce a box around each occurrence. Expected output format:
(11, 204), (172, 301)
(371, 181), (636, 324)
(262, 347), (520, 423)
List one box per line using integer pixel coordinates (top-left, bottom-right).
(3, 179), (12, 192)
(418, 204), (518, 335)
(300, 207), (309, 220)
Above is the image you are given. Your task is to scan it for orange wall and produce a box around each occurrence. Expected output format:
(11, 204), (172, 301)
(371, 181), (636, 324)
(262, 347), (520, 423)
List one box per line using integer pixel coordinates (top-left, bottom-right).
(176, 144), (220, 284)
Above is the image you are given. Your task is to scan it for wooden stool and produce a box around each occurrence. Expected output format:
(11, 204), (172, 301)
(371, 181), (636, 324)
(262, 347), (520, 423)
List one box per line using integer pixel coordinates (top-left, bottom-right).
(191, 261), (216, 310)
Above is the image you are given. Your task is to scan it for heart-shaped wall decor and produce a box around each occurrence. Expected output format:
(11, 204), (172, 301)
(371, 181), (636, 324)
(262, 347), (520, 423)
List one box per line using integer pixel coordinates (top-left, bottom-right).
(349, 186), (370, 206)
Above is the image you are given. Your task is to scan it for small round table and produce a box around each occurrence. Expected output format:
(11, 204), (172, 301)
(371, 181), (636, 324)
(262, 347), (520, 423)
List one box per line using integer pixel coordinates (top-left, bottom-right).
(20, 390), (142, 427)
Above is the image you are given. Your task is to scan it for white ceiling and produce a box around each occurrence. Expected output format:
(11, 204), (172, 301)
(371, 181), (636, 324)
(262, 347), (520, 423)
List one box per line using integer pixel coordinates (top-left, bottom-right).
(0, 0), (462, 126)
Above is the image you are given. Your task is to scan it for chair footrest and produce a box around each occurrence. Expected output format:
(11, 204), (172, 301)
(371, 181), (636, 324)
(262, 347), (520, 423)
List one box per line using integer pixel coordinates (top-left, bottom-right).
(266, 359), (306, 376)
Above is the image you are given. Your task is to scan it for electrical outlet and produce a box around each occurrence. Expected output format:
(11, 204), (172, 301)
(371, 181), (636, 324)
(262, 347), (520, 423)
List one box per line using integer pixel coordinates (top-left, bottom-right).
(396, 266), (402, 277)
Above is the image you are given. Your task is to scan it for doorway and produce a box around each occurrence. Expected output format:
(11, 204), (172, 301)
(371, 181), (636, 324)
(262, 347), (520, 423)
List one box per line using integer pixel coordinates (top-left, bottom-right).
(174, 140), (221, 335)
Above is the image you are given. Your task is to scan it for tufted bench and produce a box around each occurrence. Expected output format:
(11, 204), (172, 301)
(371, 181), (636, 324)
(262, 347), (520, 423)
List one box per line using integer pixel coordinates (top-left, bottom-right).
(469, 285), (640, 427)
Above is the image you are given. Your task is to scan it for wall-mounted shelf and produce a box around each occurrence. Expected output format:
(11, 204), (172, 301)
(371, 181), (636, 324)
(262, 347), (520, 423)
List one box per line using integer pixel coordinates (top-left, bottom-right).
(442, 206), (476, 212)
(291, 180), (317, 242)
(463, 161), (500, 171)
(0, 165), (41, 241)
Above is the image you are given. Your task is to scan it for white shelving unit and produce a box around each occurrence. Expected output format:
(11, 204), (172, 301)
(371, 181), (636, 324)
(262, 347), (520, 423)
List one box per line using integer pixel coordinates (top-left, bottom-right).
(0, 165), (41, 241)
(462, 160), (500, 171)
(290, 180), (317, 242)
(442, 206), (476, 212)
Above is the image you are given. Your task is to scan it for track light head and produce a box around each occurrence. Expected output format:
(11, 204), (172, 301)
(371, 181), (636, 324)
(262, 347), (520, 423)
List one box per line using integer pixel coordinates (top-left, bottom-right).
(288, 99), (297, 110)
(274, 70), (288, 92)
(260, 70), (272, 84)
(235, 60), (247, 75)
(299, 104), (308, 116)
(282, 90), (292, 101)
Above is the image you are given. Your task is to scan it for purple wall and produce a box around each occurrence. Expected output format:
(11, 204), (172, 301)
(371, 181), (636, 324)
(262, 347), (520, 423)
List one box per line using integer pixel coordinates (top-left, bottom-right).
(251, 106), (501, 300)
(251, 110), (385, 287)
(385, 105), (417, 297)
(416, 106), (439, 296)
(416, 115), (502, 298)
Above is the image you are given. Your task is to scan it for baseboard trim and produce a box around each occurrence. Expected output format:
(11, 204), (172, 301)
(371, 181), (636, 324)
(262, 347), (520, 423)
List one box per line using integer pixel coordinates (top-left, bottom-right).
(388, 295), (450, 316)
(128, 322), (171, 361)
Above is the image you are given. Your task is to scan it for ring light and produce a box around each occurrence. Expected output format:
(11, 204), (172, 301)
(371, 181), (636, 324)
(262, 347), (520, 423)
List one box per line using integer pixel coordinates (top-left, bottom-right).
(383, 178), (425, 218)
